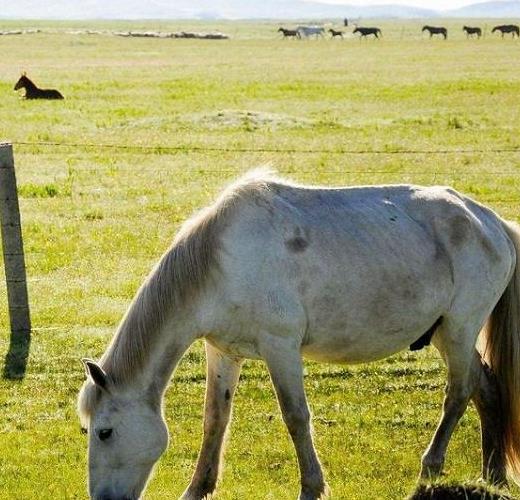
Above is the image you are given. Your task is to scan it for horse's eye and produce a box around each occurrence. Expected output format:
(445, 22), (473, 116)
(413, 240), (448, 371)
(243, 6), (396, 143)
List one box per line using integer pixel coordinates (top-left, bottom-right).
(80, 426), (88, 435)
(98, 428), (113, 441)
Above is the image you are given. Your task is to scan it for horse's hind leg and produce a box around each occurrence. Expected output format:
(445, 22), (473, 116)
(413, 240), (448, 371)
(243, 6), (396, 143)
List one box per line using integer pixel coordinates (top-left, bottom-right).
(472, 353), (507, 484)
(181, 343), (243, 500)
(421, 320), (480, 479)
(260, 334), (327, 500)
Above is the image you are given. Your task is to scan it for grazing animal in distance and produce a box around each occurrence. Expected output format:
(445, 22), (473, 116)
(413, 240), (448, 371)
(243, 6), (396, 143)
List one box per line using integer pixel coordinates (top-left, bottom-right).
(328, 28), (344, 39)
(463, 26), (482, 38)
(278, 27), (300, 39)
(353, 26), (382, 38)
(78, 170), (520, 500)
(422, 25), (448, 39)
(14, 73), (64, 99)
(492, 24), (520, 38)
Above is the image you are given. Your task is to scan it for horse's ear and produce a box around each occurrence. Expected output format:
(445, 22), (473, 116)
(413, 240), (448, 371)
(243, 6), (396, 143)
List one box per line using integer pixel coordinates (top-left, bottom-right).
(82, 358), (109, 391)
(22, 71), (26, 76)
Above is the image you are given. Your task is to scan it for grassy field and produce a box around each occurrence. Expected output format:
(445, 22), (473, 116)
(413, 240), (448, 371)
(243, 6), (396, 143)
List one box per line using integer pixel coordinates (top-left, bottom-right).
(1, 18), (520, 499)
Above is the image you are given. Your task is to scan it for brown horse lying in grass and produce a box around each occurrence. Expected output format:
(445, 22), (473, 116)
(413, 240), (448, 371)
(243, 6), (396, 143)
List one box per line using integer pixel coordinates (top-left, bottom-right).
(14, 73), (64, 99)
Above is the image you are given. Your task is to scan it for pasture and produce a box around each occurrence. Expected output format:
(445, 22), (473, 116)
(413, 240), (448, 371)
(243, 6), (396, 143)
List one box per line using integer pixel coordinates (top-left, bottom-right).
(1, 18), (520, 499)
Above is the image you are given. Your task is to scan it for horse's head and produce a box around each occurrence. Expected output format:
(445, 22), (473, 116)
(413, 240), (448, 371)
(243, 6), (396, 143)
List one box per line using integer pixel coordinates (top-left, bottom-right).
(277, 27), (284, 32)
(78, 360), (168, 500)
(352, 27), (359, 34)
(421, 26), (428, 32)
(14, 73), (28, 91)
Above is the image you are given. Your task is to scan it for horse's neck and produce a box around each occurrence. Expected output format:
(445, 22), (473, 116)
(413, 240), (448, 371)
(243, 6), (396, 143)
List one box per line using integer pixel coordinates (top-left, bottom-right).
(146, 314), (196, 394)
(105, 304), (200, 400)
(24, 79), (38, 92)
(24, 80), (40, 97)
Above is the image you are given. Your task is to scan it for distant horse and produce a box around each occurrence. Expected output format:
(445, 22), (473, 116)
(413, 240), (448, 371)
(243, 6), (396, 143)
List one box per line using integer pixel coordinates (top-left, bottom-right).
(328, 28), (344, 39)
(14, 73), (64, 99)
(463, 26), (482, 38)
(353, 27), (382, 39)
(79, 170), (520, 500)
(278, 27), (300, 39)
(492, 24), (519, 38)
(422, 25), (448, 39)
(297, 26), (325, 38)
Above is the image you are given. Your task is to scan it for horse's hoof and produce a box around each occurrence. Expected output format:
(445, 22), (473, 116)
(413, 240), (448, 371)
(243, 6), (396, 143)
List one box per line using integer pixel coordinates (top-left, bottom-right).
(179, 491), (205, 500)
(298, 483), (329, 500)
(419, 463), (445, 480)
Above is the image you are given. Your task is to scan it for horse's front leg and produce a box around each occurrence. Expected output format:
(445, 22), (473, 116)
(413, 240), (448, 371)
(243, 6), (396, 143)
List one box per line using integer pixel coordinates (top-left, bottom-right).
(181, 343), (243, 500)
(260, 335), (328, 500)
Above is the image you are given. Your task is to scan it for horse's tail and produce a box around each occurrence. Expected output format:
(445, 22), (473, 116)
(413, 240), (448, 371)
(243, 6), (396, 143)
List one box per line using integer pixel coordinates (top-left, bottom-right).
(483, 220), (520, 482)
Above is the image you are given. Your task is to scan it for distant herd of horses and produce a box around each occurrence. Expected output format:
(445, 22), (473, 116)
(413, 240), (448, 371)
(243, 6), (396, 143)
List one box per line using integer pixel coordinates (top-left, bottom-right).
(11, 22), (520, 101)
(279, 23), (520, 40)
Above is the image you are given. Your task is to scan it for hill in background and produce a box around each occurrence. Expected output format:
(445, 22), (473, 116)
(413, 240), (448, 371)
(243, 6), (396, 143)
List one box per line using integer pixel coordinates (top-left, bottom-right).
(0, 0), (519, 19)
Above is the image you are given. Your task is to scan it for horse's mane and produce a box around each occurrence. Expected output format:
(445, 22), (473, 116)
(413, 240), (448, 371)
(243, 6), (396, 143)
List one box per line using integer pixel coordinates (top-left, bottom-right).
(88, 168), (276, 379)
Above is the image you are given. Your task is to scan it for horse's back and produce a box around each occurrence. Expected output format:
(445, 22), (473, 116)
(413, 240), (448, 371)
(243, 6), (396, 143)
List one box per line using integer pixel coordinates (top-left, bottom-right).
(44, 89), (64, 99)
(219, 182), (510, 287)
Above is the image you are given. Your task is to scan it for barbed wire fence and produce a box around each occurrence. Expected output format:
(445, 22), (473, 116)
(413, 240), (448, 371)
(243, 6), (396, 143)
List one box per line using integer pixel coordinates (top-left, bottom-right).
(2, 139), (520, 377)
(10, 140), (520, 182)
(11, 140), (520, 157)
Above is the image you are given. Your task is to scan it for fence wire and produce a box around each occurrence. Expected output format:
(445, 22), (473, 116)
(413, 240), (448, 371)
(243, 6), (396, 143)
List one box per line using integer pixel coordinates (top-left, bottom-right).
(11, 140), (520, 157)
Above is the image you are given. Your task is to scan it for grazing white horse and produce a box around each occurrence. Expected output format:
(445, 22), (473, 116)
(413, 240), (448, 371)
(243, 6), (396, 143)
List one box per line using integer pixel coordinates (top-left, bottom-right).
(78, 171), (520, 500)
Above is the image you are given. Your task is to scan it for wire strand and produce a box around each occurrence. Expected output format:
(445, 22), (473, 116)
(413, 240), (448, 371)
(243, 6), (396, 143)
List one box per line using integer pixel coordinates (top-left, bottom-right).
(12, 140), (520, 156)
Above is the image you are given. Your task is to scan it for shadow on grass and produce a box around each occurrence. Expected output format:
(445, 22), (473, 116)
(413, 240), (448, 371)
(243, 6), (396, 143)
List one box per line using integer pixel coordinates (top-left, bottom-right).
(408, 483), (512, 499)
(3, 329), (31, 379)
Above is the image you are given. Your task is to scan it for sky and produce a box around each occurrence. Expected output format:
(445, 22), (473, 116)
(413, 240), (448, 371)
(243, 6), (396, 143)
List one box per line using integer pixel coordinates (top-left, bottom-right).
(307, 0), (493, 10)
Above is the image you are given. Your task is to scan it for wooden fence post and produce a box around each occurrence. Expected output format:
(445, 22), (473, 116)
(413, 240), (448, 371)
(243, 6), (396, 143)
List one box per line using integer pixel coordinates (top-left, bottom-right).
(0, 142), (31, 378)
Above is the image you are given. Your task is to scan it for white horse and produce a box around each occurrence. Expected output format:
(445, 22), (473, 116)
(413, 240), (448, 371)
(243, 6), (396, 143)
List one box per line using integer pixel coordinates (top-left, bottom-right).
(297, 26), (325, 38)
(78, 171), (520, 500)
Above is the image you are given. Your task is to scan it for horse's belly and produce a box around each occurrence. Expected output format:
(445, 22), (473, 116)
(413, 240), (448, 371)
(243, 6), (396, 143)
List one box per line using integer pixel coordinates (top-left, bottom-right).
(301, 319), (439, 364)
(298, 266), (450, 363)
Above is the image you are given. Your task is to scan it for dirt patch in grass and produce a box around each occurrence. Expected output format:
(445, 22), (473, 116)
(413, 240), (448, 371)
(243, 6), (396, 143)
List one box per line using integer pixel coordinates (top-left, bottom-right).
(184, 109), (315, 129)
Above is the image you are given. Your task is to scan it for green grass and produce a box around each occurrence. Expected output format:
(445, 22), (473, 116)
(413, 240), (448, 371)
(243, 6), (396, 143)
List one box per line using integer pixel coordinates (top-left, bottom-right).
(0, 19), (520, 499)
